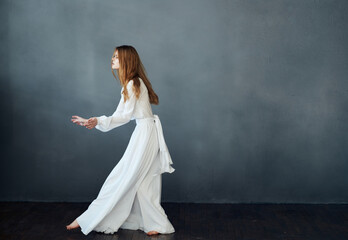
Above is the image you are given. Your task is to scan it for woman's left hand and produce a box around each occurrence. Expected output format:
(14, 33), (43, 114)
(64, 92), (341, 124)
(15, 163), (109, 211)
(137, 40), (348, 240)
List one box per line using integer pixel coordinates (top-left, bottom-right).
(85, 117), (98, 129)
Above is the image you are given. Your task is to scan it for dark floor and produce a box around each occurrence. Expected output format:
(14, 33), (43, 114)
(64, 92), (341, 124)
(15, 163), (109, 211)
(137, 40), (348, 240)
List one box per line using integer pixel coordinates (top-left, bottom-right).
(0, 202), (348, 240)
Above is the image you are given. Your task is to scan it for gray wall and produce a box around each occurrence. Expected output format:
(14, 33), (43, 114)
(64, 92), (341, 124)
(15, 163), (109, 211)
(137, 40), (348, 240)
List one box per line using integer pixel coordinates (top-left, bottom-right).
(1, 0), (347, 203)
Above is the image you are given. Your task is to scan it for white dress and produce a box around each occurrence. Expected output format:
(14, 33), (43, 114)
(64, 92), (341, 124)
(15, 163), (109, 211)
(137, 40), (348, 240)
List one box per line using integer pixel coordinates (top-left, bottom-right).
(76, 77), (175, 235)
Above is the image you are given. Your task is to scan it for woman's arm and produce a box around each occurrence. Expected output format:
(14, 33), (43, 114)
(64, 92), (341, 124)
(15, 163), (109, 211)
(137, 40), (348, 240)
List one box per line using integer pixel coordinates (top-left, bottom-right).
(94, 80), (136, 132)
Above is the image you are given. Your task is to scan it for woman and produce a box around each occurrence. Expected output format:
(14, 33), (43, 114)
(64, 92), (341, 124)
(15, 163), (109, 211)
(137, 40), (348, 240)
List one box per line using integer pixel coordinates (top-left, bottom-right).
(66, 45), (175, 236)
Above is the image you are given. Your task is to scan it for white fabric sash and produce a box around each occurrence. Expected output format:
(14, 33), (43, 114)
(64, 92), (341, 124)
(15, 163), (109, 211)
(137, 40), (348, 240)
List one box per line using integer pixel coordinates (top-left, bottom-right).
(136, 114), (175, 176)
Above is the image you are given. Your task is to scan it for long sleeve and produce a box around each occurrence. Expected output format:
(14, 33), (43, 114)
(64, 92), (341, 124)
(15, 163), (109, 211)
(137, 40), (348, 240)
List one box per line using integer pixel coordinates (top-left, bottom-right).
(95, 80), (136, 132)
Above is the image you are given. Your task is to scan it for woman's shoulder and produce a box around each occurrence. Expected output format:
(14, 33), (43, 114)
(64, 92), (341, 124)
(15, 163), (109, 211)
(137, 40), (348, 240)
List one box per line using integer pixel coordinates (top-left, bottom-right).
(126, 79), (134, 91)
(120, 80), (134, 93)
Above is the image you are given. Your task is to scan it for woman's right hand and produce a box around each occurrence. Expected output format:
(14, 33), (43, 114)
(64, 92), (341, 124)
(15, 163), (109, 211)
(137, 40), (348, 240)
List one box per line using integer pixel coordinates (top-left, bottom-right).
(71, 115), (88, 126)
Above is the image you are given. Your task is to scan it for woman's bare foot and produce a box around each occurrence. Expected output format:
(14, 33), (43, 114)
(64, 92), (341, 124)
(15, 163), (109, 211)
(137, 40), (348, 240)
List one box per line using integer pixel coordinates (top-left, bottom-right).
(66, 219), (80, 230)
(147, 231), (159, 235)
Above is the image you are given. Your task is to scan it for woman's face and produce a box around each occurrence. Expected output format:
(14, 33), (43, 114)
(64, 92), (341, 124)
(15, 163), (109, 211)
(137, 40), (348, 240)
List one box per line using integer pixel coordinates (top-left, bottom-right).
(112, 50), (119, 69)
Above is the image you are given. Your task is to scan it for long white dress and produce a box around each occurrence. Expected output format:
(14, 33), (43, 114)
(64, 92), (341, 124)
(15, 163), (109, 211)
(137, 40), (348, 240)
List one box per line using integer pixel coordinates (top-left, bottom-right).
(76, 77), (175, 235)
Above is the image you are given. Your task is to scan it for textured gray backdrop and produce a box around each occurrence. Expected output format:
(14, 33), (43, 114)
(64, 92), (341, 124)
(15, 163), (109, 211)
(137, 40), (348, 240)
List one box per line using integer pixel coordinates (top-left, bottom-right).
(0, 0), (347, 203)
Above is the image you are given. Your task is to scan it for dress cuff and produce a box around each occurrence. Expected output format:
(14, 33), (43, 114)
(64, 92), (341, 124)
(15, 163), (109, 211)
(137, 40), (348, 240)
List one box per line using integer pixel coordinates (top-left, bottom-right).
(95, 117), (102, 130)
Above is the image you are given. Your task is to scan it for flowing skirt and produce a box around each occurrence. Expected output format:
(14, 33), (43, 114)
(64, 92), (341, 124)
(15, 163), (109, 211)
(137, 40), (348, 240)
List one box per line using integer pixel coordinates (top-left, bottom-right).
(76, 116), (175, 235)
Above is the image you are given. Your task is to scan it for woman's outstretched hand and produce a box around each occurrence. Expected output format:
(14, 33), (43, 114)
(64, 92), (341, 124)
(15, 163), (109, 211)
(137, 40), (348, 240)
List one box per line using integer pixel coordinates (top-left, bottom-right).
(71, 115), (97, 129)
(71, 115), (87, 126)
(85, 117), (98, 129)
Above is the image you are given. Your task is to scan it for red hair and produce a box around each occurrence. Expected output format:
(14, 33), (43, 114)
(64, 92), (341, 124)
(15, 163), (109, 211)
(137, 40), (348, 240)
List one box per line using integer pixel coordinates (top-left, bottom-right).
(111, 45), (159, 105)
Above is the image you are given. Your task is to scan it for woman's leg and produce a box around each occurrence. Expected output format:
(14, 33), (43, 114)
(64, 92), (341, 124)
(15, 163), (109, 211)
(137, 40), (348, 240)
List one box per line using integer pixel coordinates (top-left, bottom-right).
(136, 158), (175, 235)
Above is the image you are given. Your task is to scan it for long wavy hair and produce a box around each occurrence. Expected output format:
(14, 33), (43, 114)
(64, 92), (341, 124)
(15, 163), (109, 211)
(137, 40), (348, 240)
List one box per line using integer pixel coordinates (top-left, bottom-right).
(111, 45), (159, 105)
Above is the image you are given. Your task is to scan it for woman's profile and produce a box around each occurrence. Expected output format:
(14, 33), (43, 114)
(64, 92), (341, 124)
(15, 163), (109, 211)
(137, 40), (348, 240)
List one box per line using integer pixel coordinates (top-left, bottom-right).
(66, 45), (175, 236)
